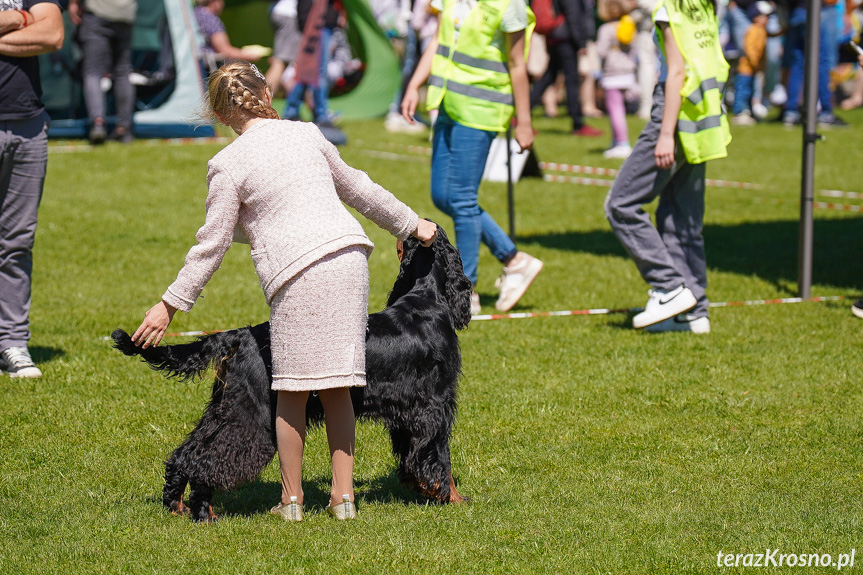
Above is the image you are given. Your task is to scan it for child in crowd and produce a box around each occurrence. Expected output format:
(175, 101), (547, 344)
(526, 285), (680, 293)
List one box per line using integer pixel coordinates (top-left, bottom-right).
(732, 1), (773, 125)
(605, 0), (731, 334)
(596, 0), (639, 158)
(132, 61), (438, 521)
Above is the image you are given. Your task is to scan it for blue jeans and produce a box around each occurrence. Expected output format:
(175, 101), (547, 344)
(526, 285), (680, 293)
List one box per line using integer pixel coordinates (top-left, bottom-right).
(733, 73), (754, 114)
(785, 6), (834, 116)
(284, 26), (332, 122)
(430, 105), (517, 285)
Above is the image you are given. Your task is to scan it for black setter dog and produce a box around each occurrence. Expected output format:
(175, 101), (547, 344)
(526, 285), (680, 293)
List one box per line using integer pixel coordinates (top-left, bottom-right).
(112, 226), (472, 522)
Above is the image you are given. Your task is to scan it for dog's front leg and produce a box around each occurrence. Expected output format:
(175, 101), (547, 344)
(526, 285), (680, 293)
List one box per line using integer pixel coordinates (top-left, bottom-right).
(188, 482), (219, 523)
(163, 463), (190, 516)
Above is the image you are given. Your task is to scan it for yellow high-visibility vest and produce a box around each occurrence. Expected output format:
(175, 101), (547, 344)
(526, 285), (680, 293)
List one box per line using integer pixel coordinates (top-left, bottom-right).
(655, 0), (731, 164)
(427, 0), (534, 133)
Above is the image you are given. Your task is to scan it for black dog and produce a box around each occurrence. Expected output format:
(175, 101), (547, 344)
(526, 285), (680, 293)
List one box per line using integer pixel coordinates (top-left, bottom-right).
(113, 226), (472, 521)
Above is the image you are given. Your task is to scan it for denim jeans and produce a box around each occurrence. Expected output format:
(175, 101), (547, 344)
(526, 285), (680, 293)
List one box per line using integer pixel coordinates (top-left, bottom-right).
(284, 26), (332, 122)
(733, 73), (754, 114)
(785, 7), (834, 116)
(430, 104), (517, 285)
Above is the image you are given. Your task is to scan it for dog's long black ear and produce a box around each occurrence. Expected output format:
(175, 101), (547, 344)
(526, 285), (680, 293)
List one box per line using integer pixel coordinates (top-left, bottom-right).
(433, 226), (473, 330)
(386, 234), (420, 307)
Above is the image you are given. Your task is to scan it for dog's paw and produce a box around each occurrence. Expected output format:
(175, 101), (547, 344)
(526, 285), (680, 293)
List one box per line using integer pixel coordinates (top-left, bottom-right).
(167, 499), (191, 517)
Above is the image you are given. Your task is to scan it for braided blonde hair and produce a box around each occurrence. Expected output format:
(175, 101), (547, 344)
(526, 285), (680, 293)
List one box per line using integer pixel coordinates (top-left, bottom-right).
(207, 61), (279, 126)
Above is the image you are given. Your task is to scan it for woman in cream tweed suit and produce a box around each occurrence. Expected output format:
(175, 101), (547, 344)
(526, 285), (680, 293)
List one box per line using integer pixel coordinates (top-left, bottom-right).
(132, 61), (438, 521)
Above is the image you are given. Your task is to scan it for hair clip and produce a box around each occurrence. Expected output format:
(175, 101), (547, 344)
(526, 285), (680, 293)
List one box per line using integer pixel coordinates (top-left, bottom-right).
(249, 63), (266, 82)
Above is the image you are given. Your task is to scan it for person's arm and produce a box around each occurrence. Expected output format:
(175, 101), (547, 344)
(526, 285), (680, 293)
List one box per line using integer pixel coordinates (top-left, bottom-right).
(133, 163), (241, 348)
(401, 19), (440, 123)
(0, 9), (28, 34)
(655, 21), (684, 169)
(209, 30), (260, 61)
(314, 127), (430, 242)
(0, 2), (64, 57)
(507, 29), (534, 152)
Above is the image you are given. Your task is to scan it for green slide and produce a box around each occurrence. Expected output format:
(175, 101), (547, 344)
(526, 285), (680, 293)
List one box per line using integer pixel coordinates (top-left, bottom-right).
(223, 0), (401, 120)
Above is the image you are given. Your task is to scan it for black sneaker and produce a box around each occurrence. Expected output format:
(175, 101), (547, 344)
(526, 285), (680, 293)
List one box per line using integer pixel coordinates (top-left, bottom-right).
(89, 122), (107, 145)
(817, 114), (849, 128)
(110, 127), (134, 144)
(0, 346), (42, 378)
(852, 300), (863, 319)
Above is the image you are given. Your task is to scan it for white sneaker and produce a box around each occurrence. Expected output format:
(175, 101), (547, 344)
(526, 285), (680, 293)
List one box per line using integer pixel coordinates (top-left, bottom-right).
(645, 314), (711, 334)
(0, 346), (42, 378)
(732, 111), (756, 126)
(495, 253), (543, 312)
(751, 102), (769, 120)
(384, 111), (426, 134)
(470, 291), (481, 315)
(632, 286), (697, 329)
(603, 144), (632, 159)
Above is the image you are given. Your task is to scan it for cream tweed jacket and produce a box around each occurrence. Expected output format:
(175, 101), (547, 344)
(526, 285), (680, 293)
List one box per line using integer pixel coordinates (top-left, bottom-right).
(162, 119), (419, 312)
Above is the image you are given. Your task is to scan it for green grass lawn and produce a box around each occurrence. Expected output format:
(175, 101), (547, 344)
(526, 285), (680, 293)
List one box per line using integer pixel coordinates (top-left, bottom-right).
(1, 109), (861, 574)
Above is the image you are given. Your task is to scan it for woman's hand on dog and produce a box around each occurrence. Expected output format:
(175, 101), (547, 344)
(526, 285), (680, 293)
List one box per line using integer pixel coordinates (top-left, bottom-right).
(132, 300), (177, 348)
(413, 219), (437, 247)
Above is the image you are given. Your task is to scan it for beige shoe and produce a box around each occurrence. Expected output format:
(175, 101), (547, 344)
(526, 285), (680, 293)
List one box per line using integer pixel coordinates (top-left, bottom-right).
(270, 497), (303, 522)
(495, 253), (543, 312)
(327, 495), (358, 520)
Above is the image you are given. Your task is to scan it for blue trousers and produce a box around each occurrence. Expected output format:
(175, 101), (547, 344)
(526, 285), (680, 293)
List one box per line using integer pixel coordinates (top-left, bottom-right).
(430, 105), (517, 285)
(785, 6), (835, 116)
(733, 73), (754, 114)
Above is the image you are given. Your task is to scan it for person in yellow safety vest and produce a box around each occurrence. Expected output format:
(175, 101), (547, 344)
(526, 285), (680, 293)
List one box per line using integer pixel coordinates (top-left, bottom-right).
(401, 0), (544, 314)
(604, 0), (730, 334)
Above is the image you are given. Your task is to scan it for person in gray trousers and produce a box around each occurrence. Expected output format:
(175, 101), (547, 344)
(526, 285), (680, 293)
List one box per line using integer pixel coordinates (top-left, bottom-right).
(604, 0), (723, 335)
(68, 0), (137, 144)
(0, 0), (65, 378)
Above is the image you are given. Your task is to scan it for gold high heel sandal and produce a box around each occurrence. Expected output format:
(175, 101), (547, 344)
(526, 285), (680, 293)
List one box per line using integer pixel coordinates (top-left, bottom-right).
(326, 494), (357, 520)
(270, 496), (303, 522)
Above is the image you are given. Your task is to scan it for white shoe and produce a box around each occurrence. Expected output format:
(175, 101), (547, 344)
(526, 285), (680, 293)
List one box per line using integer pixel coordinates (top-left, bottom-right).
(470, 291), (481, 315)
(603, 144), (632, 159)
(384, 111), (426, 134)
(632, 286), (697, 329)
(751, 102), (769, 120)
(732, 111), (756, 126)
(645, 314), (711, 334)
(495, 253), (543, 312)
(0, 346), (42, 378)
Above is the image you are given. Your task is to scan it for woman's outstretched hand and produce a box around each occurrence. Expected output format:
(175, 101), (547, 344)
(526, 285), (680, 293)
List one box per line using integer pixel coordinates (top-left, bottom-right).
(132, 300), (177, 349)
(412, 219), (438, 247)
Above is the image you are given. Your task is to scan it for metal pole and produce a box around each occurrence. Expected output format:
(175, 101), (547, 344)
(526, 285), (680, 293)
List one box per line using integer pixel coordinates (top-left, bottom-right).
(505, 127), (515, 241)
(798, 0), (822, 299)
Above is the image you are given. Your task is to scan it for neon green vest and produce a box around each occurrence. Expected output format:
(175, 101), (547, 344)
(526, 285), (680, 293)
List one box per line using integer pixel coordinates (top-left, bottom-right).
(655, 0), (731, 164)
(427, 0), (535, 133)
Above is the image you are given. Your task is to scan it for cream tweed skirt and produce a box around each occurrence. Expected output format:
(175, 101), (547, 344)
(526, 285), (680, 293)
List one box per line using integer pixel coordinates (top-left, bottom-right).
(269, 245), (369, 391)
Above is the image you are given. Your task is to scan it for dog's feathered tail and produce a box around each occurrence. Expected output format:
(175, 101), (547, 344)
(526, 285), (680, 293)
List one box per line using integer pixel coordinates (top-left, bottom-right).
(111, 329), (241, 381)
